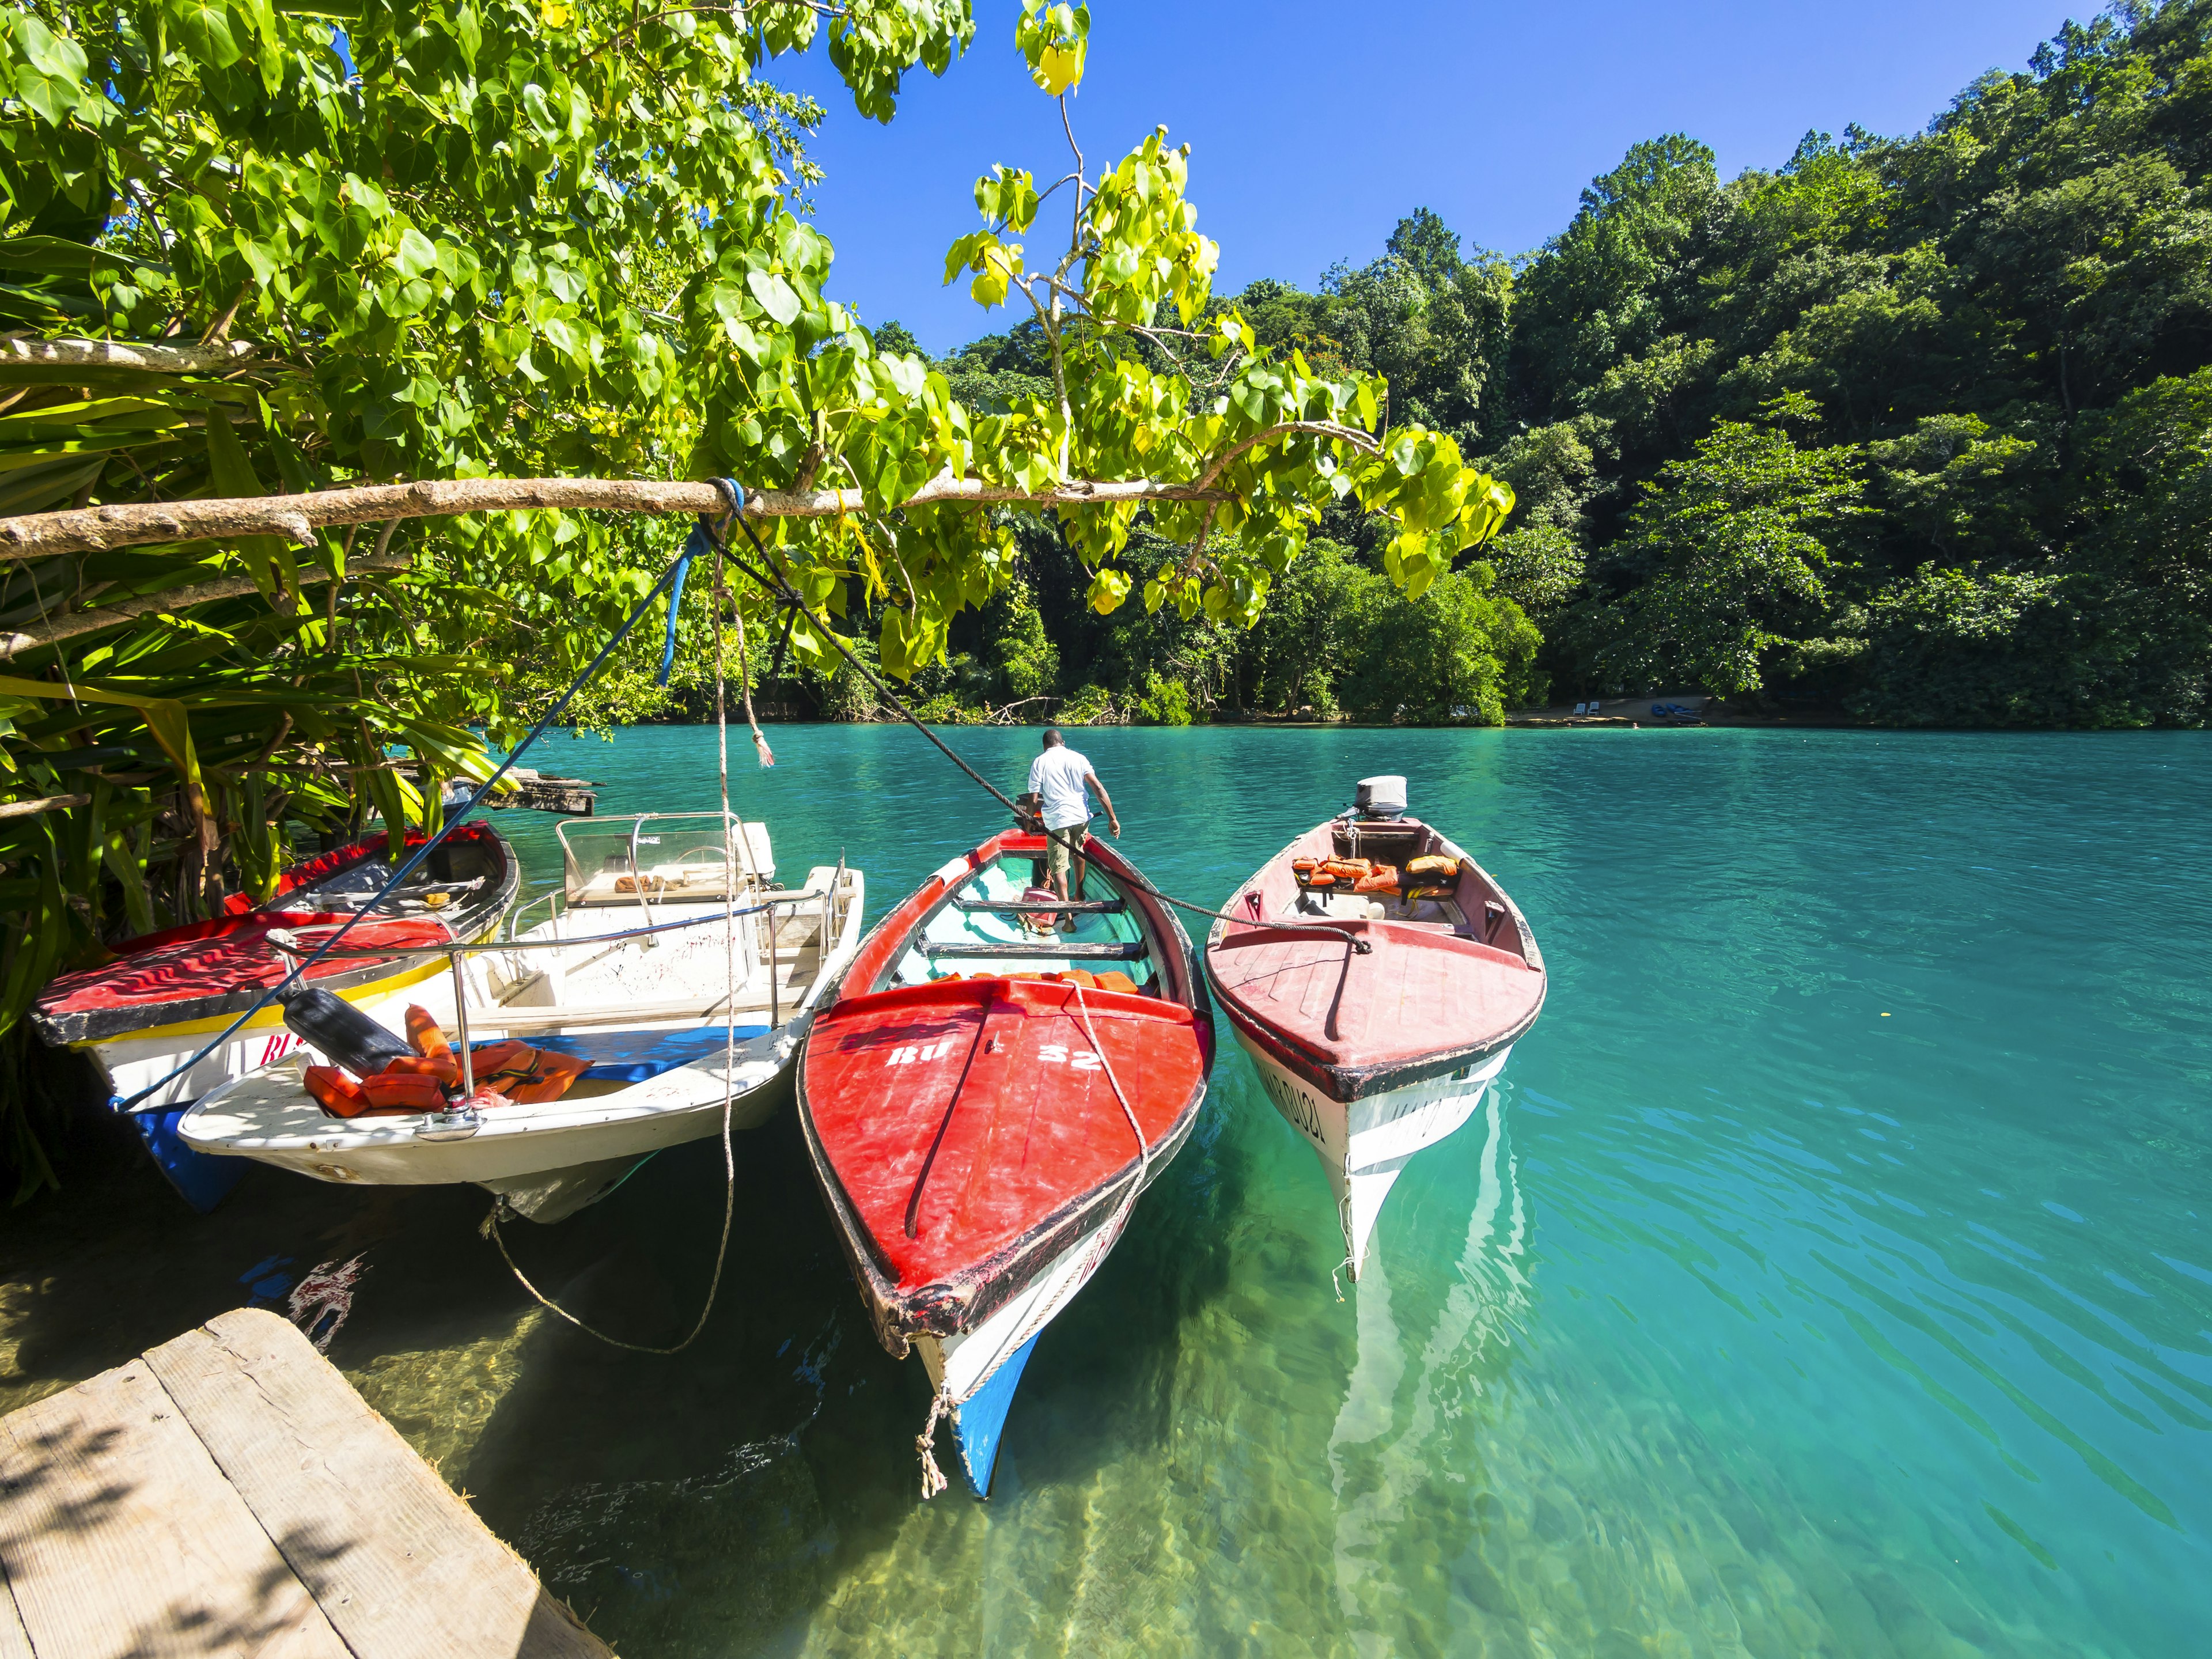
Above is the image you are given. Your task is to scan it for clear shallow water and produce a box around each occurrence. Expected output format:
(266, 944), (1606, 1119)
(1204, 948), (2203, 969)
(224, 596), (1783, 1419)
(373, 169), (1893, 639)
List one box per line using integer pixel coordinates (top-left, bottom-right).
(5, 726), (2209, 1656)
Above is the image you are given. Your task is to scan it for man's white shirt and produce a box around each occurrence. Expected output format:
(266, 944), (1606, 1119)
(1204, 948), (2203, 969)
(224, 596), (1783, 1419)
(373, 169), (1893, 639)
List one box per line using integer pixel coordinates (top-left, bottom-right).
(1028, 747), (1094, 831)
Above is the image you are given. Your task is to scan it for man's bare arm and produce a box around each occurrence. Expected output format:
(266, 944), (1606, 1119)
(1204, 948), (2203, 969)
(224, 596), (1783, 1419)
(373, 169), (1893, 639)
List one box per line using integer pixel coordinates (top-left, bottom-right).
(1086, 773), (1122, 837)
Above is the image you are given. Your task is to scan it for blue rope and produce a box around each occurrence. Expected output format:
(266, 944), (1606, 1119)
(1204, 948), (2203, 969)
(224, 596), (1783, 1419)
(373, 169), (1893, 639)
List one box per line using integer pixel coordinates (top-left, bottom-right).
(654, 528), (695, 687)
(120, 482), (747, 1115)
(656, 480), (745, 685)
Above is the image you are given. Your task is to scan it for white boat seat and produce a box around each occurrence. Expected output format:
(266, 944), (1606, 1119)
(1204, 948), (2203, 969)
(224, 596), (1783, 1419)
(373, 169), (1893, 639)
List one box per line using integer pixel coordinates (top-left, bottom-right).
(929, 941), (1146, 960)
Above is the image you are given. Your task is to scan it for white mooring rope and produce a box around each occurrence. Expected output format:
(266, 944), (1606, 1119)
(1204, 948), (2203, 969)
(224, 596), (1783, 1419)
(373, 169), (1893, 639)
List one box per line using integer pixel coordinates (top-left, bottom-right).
(483, 537), (748, 1354)
(914, 979), (1153, 1496)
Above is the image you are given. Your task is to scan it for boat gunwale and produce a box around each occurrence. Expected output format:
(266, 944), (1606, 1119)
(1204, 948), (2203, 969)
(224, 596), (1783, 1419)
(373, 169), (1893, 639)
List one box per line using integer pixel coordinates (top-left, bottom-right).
(179, 861), (870, 1162)
(31, 822), (520, 1047)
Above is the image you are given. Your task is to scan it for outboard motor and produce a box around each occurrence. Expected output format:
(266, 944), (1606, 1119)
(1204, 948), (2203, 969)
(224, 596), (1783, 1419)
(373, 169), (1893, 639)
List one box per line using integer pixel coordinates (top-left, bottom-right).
(1354, 775), (1408, 820)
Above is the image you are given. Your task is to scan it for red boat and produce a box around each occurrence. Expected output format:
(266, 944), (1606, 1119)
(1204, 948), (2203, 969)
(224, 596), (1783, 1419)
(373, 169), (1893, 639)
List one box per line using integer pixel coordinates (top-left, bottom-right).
(1203, 776), (1546, 1278)
(797, 828), (1213, 1497)
(29, 821), (518, 1209)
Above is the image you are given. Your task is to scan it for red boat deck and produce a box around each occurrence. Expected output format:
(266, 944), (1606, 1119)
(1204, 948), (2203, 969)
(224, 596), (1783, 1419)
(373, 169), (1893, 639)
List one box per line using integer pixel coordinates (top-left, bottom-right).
(805, 976), (1204, 1291)
(1207, 920), (1543, 1074)
(1205, 817), (1546, 1097)
(36, 915), (450, 1025)
(31, 821), (513, 1046)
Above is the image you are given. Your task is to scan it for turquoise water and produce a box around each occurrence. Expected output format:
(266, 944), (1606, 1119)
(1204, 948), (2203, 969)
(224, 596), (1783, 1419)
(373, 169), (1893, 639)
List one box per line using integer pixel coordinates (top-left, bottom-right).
(10, 726), (2211, 1655)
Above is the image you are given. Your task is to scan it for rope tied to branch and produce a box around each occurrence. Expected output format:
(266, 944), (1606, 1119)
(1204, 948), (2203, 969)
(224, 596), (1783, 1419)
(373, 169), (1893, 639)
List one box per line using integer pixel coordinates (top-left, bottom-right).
(482, 478), (754, 1354)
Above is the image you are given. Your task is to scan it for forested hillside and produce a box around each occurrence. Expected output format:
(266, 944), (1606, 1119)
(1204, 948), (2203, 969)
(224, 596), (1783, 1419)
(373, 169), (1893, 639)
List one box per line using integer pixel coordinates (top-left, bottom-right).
(785, 2), (2211, 728)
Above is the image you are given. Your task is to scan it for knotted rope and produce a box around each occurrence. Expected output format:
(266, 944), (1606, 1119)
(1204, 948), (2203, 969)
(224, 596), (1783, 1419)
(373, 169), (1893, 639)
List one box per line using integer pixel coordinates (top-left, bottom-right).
(727, 566), (776, 770)
(915, 1384), (956, 1500)
(482, 484), (750, 1354)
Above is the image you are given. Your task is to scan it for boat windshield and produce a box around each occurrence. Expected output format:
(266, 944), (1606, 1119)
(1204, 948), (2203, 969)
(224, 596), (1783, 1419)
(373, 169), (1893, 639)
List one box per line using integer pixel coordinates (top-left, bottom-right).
(556, 812), (774, 906)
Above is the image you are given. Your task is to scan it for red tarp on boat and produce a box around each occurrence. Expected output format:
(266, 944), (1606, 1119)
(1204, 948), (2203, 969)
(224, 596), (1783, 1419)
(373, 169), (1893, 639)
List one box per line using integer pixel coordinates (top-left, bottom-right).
(35, 914), (452, 1026)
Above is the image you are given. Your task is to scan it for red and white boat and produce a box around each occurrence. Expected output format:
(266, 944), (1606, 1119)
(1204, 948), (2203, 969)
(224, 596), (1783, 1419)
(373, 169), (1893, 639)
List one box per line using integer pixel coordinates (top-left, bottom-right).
(797, 828), (1213, 1498)
(32, 821), (519, 1109)
(1204, 776), (1545, 1279)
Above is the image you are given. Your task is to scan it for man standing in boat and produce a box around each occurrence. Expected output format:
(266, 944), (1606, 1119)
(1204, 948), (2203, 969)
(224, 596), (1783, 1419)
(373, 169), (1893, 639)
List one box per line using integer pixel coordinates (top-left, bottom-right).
(1029, 729), (1120, 905)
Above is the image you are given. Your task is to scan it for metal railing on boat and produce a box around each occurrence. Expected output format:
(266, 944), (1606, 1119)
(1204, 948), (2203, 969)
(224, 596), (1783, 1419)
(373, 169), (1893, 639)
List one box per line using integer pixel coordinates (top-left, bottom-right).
(263, 887), (842, 1130)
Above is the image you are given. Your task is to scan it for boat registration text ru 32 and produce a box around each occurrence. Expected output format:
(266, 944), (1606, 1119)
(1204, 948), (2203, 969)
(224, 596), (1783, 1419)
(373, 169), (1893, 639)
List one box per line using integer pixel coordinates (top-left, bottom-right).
(1203, 775), (1546, 1279)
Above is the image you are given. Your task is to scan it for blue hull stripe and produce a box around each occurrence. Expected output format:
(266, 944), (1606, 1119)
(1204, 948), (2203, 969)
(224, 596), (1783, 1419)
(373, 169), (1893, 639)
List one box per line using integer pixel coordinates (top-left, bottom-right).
(129, 1104), (248, 1214)
(952, 1333), (1041, 1498)
(499, 1025), (772, 1083)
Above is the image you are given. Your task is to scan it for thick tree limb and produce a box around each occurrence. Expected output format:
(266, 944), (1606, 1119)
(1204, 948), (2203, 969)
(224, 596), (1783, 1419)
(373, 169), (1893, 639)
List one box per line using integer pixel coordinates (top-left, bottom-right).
(0, 422), (1382, 560)
(0, 475), (1209, 559)
(0, 793), (91, 820)
(0, 552), (413, 660)
(0, 335), (260, 374)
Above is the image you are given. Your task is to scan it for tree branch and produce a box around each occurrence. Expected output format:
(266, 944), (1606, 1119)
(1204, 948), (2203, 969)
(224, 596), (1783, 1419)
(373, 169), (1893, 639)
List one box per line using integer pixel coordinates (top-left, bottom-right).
(1191, 421), (1381, 493)
(0, 552), (414, 659)
(0, 473), (1252, 560)
(199, 283), (253, 347)
(0, 793), (91, 820)
(0, 335), (260, 374)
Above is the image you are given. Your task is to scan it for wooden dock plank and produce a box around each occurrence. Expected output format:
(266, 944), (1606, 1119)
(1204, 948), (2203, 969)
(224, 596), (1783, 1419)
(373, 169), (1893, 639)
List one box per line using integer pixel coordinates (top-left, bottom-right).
(0, 1357), (347, 1659)
(145, 1309), (605, 1659)
(0, 1563), (36, 1659)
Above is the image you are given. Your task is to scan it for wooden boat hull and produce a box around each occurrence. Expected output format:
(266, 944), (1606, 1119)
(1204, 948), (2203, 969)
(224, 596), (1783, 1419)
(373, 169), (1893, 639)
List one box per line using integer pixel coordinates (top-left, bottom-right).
(1205, 816), (1544, 1277)
(912, 1226), (1112, 1494)
(1231, 1018), (1514, 1275)
(797, 832), (1212, 1497)
(181, 862), (866, 1222)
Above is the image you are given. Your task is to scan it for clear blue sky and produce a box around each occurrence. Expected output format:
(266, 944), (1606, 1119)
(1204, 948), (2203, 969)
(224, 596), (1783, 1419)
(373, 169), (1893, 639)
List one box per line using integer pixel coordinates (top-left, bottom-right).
(769, 1), (2077, 354)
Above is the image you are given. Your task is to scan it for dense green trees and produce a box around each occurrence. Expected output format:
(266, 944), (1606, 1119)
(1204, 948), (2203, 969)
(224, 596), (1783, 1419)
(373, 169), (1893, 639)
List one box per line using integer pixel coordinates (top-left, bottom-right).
(1511, 2), (2212, 725)
(883, 0), (2211, 728)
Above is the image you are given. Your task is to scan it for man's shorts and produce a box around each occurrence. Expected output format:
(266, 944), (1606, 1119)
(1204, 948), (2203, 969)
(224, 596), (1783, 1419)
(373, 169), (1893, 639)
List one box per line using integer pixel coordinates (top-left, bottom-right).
(1046, 824), (1086, 882)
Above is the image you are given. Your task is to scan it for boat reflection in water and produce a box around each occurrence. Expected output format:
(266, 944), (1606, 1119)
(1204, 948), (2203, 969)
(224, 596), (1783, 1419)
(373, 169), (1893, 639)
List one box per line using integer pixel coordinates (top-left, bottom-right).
(1326, 1085), (1531, 1633)
(1205, 775), (1546, 1279)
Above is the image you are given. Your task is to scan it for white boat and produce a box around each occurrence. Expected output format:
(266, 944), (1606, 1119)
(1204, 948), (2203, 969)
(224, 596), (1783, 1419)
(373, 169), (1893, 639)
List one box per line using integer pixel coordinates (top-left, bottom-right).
(181, 813), (865, 1222)
(1203, 777), (1546, 1278)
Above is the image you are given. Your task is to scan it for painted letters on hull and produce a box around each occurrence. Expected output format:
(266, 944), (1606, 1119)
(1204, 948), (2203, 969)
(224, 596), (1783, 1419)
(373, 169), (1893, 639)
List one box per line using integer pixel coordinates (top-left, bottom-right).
(1237, 1022), (1512, 1277)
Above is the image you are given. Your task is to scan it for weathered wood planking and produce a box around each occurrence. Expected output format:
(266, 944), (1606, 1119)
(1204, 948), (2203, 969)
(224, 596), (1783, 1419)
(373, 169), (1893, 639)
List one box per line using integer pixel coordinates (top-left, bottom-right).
(144, 1310), (605, 1659)
(0, 1309), (608, 1659)
(0, 1355), (346, 1658)
(0, 1559), (37, 1659)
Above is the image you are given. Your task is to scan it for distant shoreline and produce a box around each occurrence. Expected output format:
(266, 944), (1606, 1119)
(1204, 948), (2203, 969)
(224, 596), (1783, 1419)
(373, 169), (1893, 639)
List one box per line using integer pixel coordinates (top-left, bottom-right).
(588, 708), (2211, 733)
